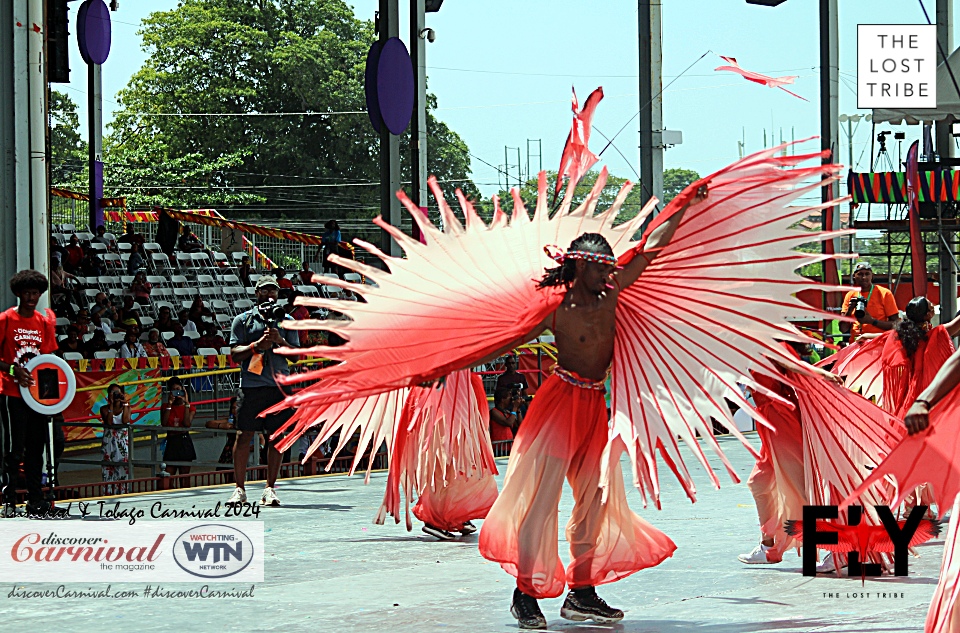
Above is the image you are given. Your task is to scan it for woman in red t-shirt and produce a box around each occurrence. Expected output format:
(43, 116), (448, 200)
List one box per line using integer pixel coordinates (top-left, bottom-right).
(489, 387), (520, 445)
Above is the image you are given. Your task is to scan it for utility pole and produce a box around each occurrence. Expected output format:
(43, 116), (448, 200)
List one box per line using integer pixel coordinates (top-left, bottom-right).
(378, 0), (402, 258)
(819, 0), (840, 307)
(937, 0), (956, 322)
(409, 0), (428, 242)
(638, 0), (663, 214)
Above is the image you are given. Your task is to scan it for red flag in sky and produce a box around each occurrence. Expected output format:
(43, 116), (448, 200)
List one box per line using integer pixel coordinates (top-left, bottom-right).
(553, 87), (603, 203)
(715, 56), (808, 101)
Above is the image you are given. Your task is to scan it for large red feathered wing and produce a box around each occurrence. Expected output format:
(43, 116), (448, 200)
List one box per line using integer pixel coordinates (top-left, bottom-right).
(816, 332), (888, 406)
(604, 145), (854, 507)
(842, 377), (960, 519)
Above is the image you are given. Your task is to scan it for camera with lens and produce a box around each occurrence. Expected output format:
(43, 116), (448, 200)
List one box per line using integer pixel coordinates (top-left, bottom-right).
(257, 299), (287, 328)
(509, 383), (531, 403)
(851, 296), (868, 319)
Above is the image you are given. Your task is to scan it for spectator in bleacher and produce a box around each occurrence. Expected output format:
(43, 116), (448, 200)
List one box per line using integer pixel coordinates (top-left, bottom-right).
(287, 290), (311, 346)
(177, 309), (198, 333)
(83, 329), (110, 358)
(117, 224), (144, 248)
(90, 310), (111, 335)
(99, 383), (131, 495)
(57, 325), (83, 357)
(126, 242), (146, 276)
(75, 308), (92, 332)
(64, 235), (85, 272)
(50, 235), (68, 264)
(81, 249), (104, 276)
(118, 296), (141, 329)
(273, 267), (294, 290)
(197, 322), (227, 350)
(238, 255), (253, 287)
(118, 327), (147, 359)
(298, 262), (314, 285)
(321, 219), (341, 275)
(49, 255), (81, 316)
(91, 225), (112, 249)
(177, 225), (205, 253)
(160, 376), (196, 485)
(142, 328), (170, 358)
(155, 305), (175, 332)
(188, 297), (213, 329)
(91, 292), (119, 323)
(129, 272), (152, 306)
(168, 323), (196, 356)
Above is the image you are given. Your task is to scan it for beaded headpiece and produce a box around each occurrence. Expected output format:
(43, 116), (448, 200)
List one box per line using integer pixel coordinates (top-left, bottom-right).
(544, 245), (619, 267)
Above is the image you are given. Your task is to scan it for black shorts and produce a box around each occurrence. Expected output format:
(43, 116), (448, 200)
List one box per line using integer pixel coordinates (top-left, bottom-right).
(236, 387), (293, 436)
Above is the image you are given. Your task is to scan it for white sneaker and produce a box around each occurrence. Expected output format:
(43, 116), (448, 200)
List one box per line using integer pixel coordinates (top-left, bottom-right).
(817, 552), (841, 573)
(260, 487), (280, 507)
(738, 543), (782, 564)
(227, 487), (247, 505)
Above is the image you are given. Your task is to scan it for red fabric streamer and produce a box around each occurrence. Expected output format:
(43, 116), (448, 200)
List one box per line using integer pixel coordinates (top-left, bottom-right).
(715, 56), (808, 101)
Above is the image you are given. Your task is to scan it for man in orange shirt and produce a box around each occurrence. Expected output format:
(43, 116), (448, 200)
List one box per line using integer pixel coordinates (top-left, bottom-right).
(840, 262), (900, 343)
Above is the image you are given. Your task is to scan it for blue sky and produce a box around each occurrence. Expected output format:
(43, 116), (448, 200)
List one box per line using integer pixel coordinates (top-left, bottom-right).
(62, 0), (958, 198)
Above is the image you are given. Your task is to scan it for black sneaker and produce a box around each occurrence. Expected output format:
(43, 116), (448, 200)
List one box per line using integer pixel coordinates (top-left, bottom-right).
(459, 520), (477, 535)
(25, 501), (70, 520)
(560, 587), (624, 623)
(510, 588), (547, 630)
(422, 524), (455, 540)
(1, 503), (20, 518)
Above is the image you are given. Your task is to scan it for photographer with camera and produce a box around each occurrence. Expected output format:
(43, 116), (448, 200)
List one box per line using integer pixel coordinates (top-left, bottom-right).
(160, 376), (196, 486)
(490, 387), (522, 443)
(99, 383), (131, 496)
(495, 354), (529, 393)
(840, 262), (900, 344)
(227, 275), (299, 507)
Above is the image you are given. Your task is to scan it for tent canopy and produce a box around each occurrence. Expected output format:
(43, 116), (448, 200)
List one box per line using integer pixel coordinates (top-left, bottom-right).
(873, 45), (960, 125)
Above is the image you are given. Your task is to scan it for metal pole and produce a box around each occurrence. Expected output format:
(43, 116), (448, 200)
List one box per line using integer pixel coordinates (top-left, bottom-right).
(819, 0), (840, 310)
(378, 0), (402, 259)
(638, 0), (663, 217)
(409, 0), (427, 242)
(88, 63), (103, 232)
(27, 0), (48, 306)
(937, 0), (957, 321)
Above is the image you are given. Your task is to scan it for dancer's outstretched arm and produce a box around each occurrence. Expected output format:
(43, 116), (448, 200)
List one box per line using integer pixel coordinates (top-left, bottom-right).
(617, 185), (708, 289)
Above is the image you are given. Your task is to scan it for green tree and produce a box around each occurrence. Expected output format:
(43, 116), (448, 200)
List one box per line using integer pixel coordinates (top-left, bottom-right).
(662, 168), (700, 204)
(49, 90), (87, 187)
(106, 0), (477, 216)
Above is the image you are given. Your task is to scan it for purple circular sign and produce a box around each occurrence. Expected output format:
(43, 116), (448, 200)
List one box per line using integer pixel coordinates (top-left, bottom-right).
(77, 0), (111, 65)
(364, 41), (382, 134)
(376, 37), (414, 135)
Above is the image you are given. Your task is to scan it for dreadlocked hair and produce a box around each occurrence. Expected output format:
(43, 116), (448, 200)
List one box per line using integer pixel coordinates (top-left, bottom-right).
(895, 296), (931, 358)
(9, 269), (48, 296)
(538, 233), (614, 289)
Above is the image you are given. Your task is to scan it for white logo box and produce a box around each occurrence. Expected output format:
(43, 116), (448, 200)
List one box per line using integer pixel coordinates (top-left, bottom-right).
(858, 24), (937, 109)
(0, 522), (263, 582)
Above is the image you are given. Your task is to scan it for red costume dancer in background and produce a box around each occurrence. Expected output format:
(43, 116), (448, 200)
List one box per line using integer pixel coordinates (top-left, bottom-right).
(384, 371), (498, 540)
(739, 343), (814, 565)
(272, 371), (498, 539)
(844, 346), (960, 632)
(270, 88), (852, 630)
(740, 343), (899, 574)
(824, 296), (959, 518)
